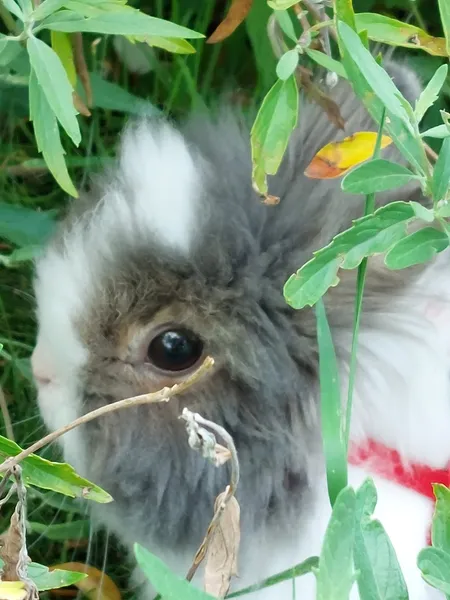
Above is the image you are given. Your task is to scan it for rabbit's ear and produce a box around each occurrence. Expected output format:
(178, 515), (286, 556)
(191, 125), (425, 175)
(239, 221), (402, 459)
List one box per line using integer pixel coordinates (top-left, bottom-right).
(117, 119), (203, 255)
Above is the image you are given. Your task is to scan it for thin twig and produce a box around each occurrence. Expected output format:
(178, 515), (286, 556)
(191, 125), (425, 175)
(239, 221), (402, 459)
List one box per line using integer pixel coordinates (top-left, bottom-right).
(0, 3), (19, 34)
(0, 357), (215, 473)
(181, 410), (240, 583)
(302, 0), (338, 43)
(0, 385), (14, 442)
(72, 33), (93, 107)
(424, 142), (439, 163)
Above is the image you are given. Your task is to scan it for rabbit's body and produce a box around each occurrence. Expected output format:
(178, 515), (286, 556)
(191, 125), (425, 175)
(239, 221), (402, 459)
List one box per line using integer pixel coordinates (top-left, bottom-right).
(32, 66), (450, 599)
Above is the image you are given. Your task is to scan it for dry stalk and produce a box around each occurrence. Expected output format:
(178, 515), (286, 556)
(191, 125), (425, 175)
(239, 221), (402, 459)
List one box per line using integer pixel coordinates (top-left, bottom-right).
(72, 33), (93, 107)
(0, 357), (215, 474)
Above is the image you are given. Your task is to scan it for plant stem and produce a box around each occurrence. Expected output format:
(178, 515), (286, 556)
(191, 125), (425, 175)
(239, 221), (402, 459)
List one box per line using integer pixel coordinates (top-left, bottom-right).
(0, 3), (19, 34)
(344, 109), (386, 447)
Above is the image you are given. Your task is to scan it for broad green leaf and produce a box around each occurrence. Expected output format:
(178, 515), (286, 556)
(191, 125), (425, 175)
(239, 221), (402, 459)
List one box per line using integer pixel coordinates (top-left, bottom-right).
(276, 49), (299, 80)
(338, 22), (411, 125)
(355, 13), (447, 57)
(316, 299), (347, 505)
(432, 137), (450, 202)
(134, 544), (215, 600)
(354, 479), (408, 600)
(438, 0), (450, 56)
(29, 70), (78, 196)
(415, 65), (448, 123)
(27, 36), (81, 146)
(31, 489), (84, 513)
(145, 37), (195, 54)
(342, 159), (418, 195)
(384, 227), (449, 269)
(0, 202), (55, 247)
(28, 519), (91, 541)
(40, 9), (204, 38)
(0, 434), (112, 502)
(274, 8), (297, 43)
(63, 0), (128, 17)
(267, 0), (299, 9)
(334, 0), (356, 30)
(418, 547), (450, 595)
(251, 75), (298, 194)
(315, 486), (356, 600)
(16, 0), (32, 15)
(305, 49), (348, 79)
(421, 125), (450, 139)
(337, 21), (428, 175)
(410, 201), (435, 223)
(28, 562), (87, 591)
(51, 31), (76, 86)
(81, 72), (159, 116)
(2, 0), (24, 20)
(0, 245), (43, 267)
(284, 202), (416, 309)
(227, 556), (319, 597)
(32, 0), (68, 21)
(432, 485), (450, 554)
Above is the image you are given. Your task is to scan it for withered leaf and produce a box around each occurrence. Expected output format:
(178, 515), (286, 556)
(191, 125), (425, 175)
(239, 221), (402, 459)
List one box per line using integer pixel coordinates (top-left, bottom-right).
(51, 563), (121, 600)
(204, 494), (240, 598)
(207, 0), (253, 44)
(304, 132), (392, 179)
(0, 510), (25, 582)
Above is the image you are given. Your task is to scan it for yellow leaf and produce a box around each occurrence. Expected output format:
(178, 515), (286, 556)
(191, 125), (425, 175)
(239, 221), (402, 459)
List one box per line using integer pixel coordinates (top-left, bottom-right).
(146, 37), (196, 54)
(50, 563), (121, 600)
(207, 0), (253, 44)
(304, 132), (392, 179)
(0, 581), (27, 600)
(51, 32), (76, 88)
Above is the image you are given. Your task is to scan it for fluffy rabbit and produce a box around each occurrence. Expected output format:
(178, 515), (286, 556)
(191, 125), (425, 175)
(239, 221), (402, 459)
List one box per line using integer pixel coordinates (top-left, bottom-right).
(31, 62), (450, 600)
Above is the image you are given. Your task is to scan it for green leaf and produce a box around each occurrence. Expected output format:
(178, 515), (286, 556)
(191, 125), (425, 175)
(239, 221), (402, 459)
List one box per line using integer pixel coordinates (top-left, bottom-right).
(316, 298), (347, 505)
(384, 227), (449, 269)
(438, 0), (450, 56)
(251, 75), (298, 194)
(421, 125), (450, 139)
(342, 159), (418, 195)
(0, 434), (112, 502)
(51, 30), (76, 86)
(40, 9), (204, 38)
(410, 201), (435, 223)
(305, 49), (348, 79)
(276, 49), (299, 80)
(134, 543), (215, 600)
(227, 557), (319, 598)
(284, 202), (416, 309)
(0, 202), (55, 247)
(337, 20), (427, 175)
(418, 547), (450, 595)
(338, 22), (411, 126)
(354, 13), (448, 57)
(267, 0), (299, 9)
(334, 0), (356, 30)
(29, 70), (78, 197)
(2, 0), (24, 21)
(27, 36), (81, 146)
(354, 479), (408, 600)
(273, 9), (297, 43)
(432, 137), (450, 202)
(0, 245), (44, 267)
(432, 485), (450, 554)
(315, 486), (356, 600)
(145, 37), (195, 54)
(60, 0), (128, 17)
(32, 0), (68, 21)
(81, 72), (159, 116)
(415, 64), (448, 123)
(28, 519), (91, 541)
(0, 37), (22, 67)
(28, 562), (87, 591)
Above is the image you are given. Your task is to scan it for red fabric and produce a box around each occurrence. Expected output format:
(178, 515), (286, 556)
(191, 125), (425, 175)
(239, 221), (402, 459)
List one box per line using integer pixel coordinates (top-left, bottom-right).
(348, 439), (450, 544)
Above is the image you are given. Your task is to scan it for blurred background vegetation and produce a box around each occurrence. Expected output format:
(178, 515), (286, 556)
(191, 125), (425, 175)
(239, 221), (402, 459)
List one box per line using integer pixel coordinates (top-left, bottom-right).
(0, 0), (448, 595)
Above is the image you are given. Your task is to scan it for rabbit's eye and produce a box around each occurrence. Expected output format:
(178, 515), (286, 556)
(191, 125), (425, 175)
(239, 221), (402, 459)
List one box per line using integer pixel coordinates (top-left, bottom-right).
(147, 328), (203, 372)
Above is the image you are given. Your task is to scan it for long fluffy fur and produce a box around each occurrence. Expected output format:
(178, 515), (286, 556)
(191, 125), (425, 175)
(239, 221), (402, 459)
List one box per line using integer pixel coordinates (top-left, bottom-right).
(32, 65), (450, 599)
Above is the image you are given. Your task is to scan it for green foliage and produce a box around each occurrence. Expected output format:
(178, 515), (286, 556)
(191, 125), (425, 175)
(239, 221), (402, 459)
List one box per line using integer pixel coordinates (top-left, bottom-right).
(341, 159), (419, 194)
(28, 562), (87, 591)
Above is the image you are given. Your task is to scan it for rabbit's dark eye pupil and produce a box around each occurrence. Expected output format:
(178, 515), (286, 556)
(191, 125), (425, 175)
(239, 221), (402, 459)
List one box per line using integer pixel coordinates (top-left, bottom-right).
(147, 328), (203, 372)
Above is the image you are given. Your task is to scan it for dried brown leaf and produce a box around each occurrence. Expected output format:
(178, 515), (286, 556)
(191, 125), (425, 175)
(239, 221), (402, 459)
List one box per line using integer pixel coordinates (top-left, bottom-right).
(207, 0), (253, 44)
(214, 445), (232, 466)
(72, 33), (92, 107)
(204, 494), (240, 598)
(0, 511), (24, 581)
(72, 92), (91, 117)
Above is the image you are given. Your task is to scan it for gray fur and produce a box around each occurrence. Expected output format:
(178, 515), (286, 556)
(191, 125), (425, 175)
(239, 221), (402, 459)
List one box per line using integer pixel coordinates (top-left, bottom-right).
(36, 65), (425, 568)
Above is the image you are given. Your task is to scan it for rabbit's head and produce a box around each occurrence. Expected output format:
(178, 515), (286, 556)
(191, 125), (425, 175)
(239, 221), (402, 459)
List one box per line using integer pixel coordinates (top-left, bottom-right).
(31, 66), (423, 553)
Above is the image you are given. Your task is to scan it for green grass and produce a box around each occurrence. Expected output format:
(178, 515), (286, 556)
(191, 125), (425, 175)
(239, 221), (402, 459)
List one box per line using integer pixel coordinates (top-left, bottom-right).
(0, 0), (449, 597)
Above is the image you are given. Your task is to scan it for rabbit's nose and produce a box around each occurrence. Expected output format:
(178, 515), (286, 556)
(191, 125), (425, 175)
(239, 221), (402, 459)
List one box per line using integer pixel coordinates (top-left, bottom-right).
(31, 346), (53, 386)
